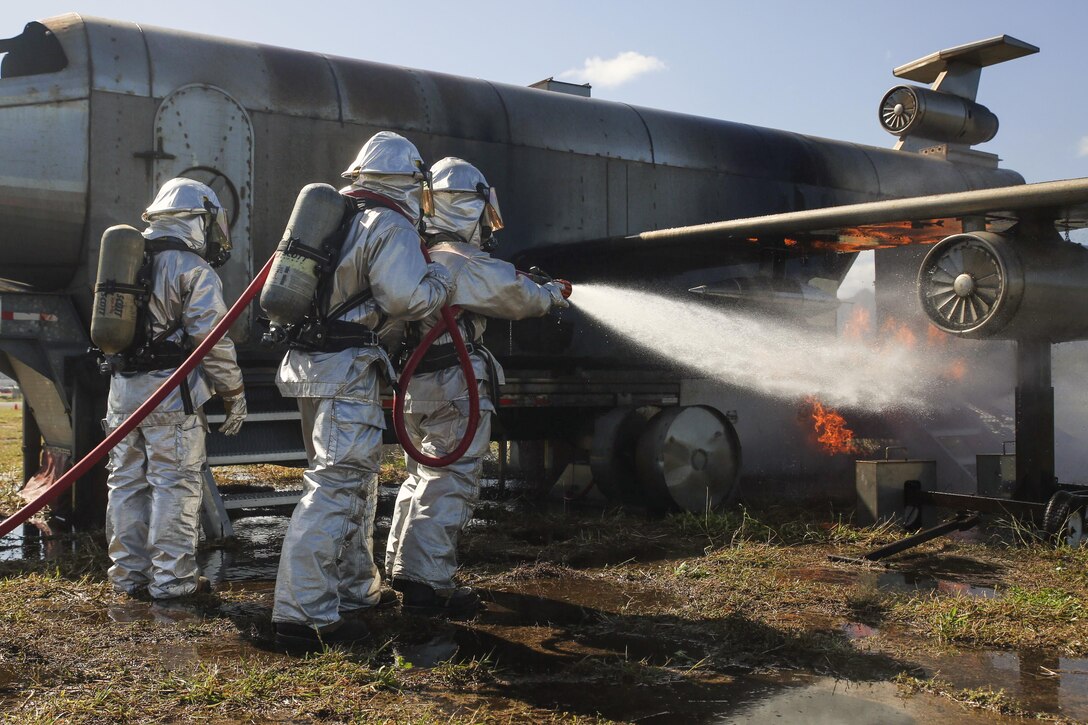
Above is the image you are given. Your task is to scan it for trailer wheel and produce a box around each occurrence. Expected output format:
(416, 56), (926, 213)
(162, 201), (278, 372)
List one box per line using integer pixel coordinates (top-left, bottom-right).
(1043, 491), (1085, 548)
(589, 406), (658, 506)
(634, 405), (741, 514)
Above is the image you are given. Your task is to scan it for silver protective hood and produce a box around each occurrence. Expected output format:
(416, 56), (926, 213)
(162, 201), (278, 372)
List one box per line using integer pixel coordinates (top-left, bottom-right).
(142, 213), (207, 252)
(142, 177), (231, 262)
(341, 131), (425, 178)
(425, 191), (487, 245)
(341, 132), (427, 220)
(424, 157), (499, 245)
(340, 174), (423, 220)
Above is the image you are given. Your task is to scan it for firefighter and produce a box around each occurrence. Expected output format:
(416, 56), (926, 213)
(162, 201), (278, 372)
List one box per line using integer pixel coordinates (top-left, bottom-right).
(385, 157), (571, 617)
(105, 177), (247, 600)
(272, 132), (453, 648)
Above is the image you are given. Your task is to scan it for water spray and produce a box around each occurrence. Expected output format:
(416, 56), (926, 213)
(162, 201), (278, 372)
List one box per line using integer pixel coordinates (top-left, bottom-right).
(572, 283), (941, 413)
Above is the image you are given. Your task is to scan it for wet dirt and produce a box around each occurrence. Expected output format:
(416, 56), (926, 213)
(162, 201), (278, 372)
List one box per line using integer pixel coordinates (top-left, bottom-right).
(784, 566), (1001, 599)
(3, 499), (1087, 723)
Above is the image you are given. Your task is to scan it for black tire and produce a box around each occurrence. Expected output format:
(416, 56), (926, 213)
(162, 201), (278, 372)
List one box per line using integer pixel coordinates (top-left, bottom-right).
(589, 406), (657, 506)
(1042, 491), (1085, 547)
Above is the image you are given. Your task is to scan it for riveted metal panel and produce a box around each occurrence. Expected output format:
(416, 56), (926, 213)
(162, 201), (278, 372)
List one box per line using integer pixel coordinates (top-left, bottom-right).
(334, 57), (429, 132)
(79, 89), (157, 321)
(0, 15), (92, 291)
(261, 44), (338, 120)
(606, 160), (628, 237)
(83, 17), (149, 96)
(495, 83), (651, 162)
(249, 111), (354, 264)
(153, 84), (254, 339)
(503, 146), (609, 246)
(0, 101), (88, 290)
(407, 70), (509, 144)
(144, 27), (271, 113)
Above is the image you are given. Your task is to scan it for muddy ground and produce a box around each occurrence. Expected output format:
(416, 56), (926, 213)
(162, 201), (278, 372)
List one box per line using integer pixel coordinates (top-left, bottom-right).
(1, 398), (1087, 722)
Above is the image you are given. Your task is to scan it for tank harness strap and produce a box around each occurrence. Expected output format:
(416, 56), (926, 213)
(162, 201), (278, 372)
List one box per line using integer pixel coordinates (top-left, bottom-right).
(344, 189), (418, 228)
(409, 311), (476, 372)
(282, 198), (385, 354)
(426, 230), (469, 246)
(283, 237), (333, 266)
(94, 281), (146, 296)
(118, 238), (197, 419)
(144, 236), (194, 255)
(413, 342), (477, 375)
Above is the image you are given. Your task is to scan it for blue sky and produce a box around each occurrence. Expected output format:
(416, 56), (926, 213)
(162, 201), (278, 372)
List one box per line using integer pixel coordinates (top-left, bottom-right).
(5, 0), (1084, 185)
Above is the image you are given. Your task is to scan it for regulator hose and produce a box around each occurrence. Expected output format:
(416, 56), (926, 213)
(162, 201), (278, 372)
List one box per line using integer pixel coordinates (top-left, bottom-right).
(392, 243), (480, 468)
(0, 256), (275, 539)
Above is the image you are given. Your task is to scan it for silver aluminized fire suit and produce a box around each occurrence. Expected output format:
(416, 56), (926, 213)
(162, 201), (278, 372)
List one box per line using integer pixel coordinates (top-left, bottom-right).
(385, 158), (568, 594)
(105, 214), (243, 600)
(273, 170), (452, 631)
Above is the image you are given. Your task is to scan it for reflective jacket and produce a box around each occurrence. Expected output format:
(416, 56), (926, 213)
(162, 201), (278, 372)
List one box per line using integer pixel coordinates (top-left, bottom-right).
(106, 250), (242, 427)
(277, 206), (451, 425)
(403, 240), (554, 414)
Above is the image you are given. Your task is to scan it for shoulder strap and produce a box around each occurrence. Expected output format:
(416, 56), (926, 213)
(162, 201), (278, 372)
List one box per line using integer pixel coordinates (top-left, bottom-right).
(145, 236), (195, 255)
(130, 237), (193, 357)
(342, 188), (419, 228)
(313, 197), (365, 321)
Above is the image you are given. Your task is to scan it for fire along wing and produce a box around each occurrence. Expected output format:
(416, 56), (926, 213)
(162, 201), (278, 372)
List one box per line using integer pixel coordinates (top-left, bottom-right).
(620, 176), (1088, 252)
(621, 176), (1088, 342)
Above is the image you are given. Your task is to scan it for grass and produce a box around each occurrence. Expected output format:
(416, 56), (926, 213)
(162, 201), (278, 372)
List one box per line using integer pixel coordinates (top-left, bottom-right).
(894, 673), (1056, 720)
(1, 488), (1087, 721)
(0, 405), (22, 516)
(891, 581), (1086, 649)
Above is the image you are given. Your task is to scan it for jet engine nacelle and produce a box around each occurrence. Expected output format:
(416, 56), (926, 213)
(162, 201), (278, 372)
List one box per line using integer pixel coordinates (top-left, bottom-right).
(879, 85), (999, 146)
(918, 230), (1088, 342)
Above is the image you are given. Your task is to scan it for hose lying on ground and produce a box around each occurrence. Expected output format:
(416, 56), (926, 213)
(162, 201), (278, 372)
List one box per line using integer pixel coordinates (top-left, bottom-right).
(0, 256), (276, 539)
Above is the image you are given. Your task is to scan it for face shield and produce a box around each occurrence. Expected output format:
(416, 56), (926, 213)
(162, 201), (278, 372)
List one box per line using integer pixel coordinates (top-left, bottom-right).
(478, 183), (504, 232)
(202, 198), (232, 268)
(420, 167), (435, 218)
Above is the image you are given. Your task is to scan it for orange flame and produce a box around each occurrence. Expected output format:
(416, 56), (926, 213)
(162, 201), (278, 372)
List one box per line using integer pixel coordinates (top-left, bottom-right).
(842, 306), (872, 339)
(947, 358), (967, 381)
(806, 397), (856, 455)
(880, 315), (917, 348)
(926, 324), (949, 348)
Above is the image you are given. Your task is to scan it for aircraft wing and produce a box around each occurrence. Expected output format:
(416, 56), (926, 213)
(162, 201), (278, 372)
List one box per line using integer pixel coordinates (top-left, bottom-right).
(620, 177), (1088, 253)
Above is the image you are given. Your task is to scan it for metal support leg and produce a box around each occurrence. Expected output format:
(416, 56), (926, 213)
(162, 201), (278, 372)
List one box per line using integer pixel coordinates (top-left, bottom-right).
(200, 466), (234, 541)
(829, 512), (979, 564)
(1015, 339), (1055, 503)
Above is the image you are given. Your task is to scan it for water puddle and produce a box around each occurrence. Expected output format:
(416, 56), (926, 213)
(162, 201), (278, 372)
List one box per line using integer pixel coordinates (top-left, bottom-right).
(914, 648), (1088, 720)
(2, 502), (1083, 721)
(723, 675), (1013, 724)
(842, 622), (879, 640)
(785, 566), (999, 599)
(0, 522), (58, 563)
(199, 516), (288, 582)
(865, 570), (999, 599)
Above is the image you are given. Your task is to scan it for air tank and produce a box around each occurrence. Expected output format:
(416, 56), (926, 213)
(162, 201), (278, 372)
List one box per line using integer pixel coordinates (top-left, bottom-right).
(90, 225), (146, 355)
(259, 183), (348, 329)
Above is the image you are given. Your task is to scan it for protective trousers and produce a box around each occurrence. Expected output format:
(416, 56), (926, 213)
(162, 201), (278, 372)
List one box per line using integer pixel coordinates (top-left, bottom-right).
(272, 397), (383, 628)
(386, 404), (493, 591)
(105, 415), (205, 599)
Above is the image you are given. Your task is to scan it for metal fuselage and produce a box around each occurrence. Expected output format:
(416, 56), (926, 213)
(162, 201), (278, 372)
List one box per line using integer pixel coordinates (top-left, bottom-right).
(0, 15), (1028, 494)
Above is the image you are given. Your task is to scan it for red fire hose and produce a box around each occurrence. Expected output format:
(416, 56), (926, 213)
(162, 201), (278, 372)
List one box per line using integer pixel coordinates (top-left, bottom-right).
(0, 256), (275, 539)
(392, 243), (481, 468)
